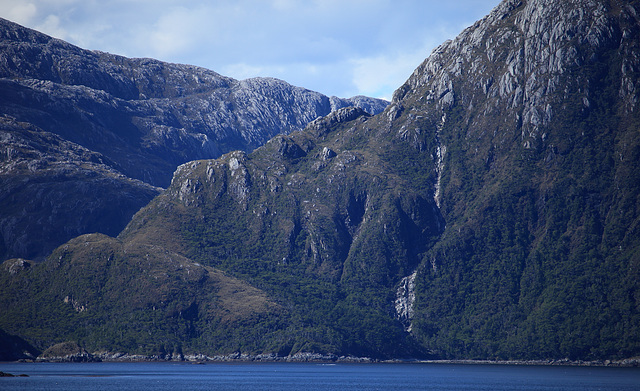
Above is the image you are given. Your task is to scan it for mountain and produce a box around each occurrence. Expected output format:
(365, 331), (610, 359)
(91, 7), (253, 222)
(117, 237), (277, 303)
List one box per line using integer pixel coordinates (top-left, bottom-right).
(398, 0), (640, 359)
(0, 116), (160, 261)
(0, 17), (388, 261)
(1, 0), (639, 361)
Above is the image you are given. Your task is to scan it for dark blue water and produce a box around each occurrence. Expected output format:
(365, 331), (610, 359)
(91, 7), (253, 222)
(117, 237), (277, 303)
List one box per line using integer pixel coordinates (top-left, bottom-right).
(0, 362), (639, 390)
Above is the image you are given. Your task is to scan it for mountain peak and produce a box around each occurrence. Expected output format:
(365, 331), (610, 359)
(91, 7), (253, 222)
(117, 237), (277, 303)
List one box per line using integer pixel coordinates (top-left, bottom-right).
(393, 0), (639, 140)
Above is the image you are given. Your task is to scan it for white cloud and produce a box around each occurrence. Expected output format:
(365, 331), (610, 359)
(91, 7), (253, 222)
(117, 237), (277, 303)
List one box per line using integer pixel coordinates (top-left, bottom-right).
(147, 7), (198, 58)
(350, 53), (422, 100)
(35, 14), (69, 41)
(0, 2), (38, 25)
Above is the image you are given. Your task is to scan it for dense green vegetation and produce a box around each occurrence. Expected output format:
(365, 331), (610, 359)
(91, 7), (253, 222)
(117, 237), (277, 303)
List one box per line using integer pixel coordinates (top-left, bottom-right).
(0, 109), (442, 359)
(0, 234), (287, 356)
(407, 4), (640, 359)
(1, 0), (639, 362)
(112, 111), (443, 358)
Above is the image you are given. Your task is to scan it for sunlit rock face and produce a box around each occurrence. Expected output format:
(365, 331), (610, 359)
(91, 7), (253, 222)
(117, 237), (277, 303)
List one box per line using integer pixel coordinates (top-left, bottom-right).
(391, 0), (640, 359)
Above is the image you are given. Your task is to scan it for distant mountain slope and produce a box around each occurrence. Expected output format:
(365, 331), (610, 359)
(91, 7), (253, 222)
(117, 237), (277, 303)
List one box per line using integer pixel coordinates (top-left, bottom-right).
(0, 17), (387, 261)
(0, 114), (162, 260)
(1, 0), (639, 361)
(0, 17), (388, 187)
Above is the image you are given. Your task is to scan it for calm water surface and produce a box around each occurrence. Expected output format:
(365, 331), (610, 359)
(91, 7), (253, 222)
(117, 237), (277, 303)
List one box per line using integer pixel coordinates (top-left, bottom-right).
(0, 362), (639, 391)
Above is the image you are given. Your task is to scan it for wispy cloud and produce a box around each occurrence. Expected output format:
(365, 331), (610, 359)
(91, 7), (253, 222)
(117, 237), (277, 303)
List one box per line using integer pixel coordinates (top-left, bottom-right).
(350, 52), (427, 101)
(1, 1), (37, 25)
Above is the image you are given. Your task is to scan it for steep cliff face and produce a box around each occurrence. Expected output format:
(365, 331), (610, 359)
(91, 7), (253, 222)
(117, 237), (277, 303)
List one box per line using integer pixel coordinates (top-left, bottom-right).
(0, 17), (387, 261)
(116, 0), (640, 359)
(389, 0), (640, 359)
(1, 0), (639, 361)
(1, 105), (444, 359)
(117, 107), (445, 358)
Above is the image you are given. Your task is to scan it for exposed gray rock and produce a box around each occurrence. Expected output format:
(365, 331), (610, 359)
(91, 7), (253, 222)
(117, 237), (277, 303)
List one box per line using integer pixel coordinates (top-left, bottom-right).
(0, 17), (388, 260)
(0, 17), (388, 188)
(384, 0), (640, 360)
(2, 258), (31, 275)
(393, 0), (640, 142)
(321, 146), (337, 160)
(307, 107), (371, 137)
(37, 341), (101, 362)
(395, 270), (417, 331)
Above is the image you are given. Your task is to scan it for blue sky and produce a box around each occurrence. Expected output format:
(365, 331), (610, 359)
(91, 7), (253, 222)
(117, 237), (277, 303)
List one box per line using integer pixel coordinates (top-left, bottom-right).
(1, 0), (500, 100)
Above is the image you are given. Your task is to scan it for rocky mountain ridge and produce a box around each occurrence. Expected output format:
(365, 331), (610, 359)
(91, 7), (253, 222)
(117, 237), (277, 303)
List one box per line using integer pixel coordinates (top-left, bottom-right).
(0, 16), (388, 187)
(0, 17), (388, 261)
(0, 115), (161, 259)
(1, 0), (639, 361)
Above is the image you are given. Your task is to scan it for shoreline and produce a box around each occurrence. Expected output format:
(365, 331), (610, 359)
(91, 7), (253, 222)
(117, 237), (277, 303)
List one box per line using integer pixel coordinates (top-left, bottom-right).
(13, 352), (640, 367)
(415, 358), (640, 367)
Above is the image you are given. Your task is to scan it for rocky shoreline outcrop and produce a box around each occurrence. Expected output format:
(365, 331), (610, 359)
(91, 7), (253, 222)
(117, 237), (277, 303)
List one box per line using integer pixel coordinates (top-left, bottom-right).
(0, 371), (28, 377)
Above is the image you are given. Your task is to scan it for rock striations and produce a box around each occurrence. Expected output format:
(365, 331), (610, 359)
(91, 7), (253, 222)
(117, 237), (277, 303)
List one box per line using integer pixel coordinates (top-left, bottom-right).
(1, 0), (639, 362)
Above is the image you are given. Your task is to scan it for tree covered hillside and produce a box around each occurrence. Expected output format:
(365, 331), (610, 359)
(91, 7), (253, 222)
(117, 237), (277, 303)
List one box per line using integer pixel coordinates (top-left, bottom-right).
(1, 0), (639, 361)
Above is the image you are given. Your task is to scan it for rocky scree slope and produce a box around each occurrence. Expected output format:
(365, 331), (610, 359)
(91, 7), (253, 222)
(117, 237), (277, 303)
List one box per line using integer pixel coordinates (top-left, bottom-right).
(0, 17), (387, 261)
(1, 0), (639, 361)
